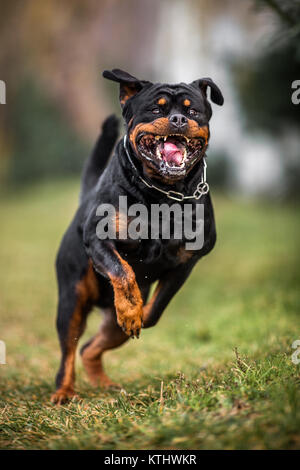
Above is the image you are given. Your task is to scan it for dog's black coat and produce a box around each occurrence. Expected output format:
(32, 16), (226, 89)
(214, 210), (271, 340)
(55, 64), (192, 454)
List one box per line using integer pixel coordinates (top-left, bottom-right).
(52, 69), (223, 403)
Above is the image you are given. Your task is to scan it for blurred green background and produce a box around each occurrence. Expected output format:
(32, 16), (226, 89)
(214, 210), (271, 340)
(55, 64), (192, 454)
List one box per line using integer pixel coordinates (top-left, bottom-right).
(0, 0), (299, 450)
(0, 0), (299, 196)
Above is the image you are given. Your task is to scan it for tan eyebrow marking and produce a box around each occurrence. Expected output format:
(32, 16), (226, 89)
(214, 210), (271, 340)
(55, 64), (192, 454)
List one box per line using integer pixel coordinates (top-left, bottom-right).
(157, 97), (166, 106)
(183, 99), (191, 107)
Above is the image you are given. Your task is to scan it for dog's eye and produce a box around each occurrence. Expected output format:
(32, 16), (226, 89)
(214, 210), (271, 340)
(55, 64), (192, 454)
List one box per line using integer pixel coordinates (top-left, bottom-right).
(188, 109), (198, 116)
(152, 108), (160, 114)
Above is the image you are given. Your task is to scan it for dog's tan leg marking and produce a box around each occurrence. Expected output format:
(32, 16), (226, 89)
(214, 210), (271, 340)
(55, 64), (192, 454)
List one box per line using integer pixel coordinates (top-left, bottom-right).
(81, 312), (129, 388)
(51, 261), (99, 405)
(108, 250), (143, 337)
(142, 280), (163, 324)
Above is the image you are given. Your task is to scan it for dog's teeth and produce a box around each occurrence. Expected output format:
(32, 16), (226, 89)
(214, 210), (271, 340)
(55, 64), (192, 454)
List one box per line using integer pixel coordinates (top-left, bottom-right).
(164, 136), (167, 142)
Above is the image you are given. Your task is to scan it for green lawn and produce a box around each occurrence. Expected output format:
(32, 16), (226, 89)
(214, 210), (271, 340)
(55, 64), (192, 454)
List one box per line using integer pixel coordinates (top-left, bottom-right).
(0, 180), (299, 450)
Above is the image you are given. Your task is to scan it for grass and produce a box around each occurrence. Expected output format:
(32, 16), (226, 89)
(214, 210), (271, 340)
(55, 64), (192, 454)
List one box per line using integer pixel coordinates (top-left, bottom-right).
(0, 179), (299, 450)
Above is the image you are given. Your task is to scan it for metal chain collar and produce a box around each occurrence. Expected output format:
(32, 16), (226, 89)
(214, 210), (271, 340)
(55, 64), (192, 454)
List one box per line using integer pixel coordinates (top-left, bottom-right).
(123, 135), (209, 202)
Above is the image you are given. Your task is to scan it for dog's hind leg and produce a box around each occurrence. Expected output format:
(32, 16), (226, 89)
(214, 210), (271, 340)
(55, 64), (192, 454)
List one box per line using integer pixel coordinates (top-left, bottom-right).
(80, 286), (150, 389)
(80, 310), (128, 389)
(51, 254), (99, 405)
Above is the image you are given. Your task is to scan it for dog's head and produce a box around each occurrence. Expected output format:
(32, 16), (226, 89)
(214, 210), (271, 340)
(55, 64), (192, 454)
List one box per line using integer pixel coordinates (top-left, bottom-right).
(103, 68), (223, 183)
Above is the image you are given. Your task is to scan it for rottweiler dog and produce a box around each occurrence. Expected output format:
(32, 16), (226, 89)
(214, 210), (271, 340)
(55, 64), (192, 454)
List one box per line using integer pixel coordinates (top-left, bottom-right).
(51, 69), (223, 404)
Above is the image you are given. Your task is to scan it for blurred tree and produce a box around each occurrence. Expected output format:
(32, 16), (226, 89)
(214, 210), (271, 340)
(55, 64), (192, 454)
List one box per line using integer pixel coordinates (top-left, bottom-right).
(234, 0), (300, 132)
(0, 0), (159, 186)
(9, 78), (88, 183)
(232, 0), (300, 197)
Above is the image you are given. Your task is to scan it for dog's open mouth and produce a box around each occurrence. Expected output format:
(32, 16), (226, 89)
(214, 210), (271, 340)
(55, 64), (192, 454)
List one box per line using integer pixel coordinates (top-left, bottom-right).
(137, 133), (206, 178)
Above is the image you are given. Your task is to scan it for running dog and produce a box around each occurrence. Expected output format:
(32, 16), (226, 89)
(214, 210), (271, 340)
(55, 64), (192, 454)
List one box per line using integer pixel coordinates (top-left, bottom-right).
(51, 69), (223, 404)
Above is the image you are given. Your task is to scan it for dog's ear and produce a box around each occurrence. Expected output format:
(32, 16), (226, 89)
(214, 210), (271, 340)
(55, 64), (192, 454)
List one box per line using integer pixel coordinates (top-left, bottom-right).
(103, 69), (148, 107)
(192, 77), (224, 106)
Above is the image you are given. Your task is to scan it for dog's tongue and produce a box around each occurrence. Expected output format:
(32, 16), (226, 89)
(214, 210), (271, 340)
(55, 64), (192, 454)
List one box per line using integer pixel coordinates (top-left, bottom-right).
(162, 142), (183, 166)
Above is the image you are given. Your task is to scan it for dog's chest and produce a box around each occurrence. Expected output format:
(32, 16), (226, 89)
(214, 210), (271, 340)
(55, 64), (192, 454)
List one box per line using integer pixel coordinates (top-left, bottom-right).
(116, 237), (191, 282)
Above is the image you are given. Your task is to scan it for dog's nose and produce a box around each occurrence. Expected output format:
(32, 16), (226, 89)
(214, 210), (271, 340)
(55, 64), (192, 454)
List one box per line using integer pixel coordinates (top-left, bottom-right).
(169, 114), (188, 131)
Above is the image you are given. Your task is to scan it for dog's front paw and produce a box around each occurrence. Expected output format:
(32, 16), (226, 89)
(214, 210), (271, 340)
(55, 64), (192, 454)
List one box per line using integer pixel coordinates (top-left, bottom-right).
(110, 261), (144, 338)
(51, 388), (78, 405)
(114, 285), (143, 338)
(117, 302), (143, 338)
